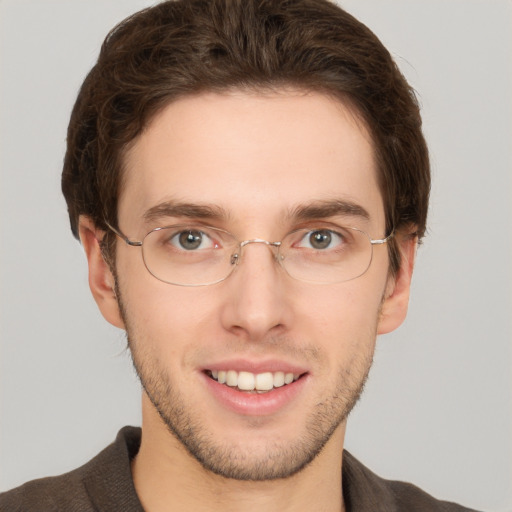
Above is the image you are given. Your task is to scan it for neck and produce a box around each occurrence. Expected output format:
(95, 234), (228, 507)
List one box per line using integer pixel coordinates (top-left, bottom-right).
(131, 397), (346, 512)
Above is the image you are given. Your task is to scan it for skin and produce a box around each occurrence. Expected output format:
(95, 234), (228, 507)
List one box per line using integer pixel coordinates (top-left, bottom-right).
(80, 90), (416, 512)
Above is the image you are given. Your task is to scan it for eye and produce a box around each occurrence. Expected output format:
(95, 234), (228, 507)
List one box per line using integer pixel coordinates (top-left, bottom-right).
(170, 229), (215, 251)
(297, 229), (344, 250)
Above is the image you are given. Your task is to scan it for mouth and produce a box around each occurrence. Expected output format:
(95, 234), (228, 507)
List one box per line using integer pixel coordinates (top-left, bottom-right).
(205, 369), (304, 393)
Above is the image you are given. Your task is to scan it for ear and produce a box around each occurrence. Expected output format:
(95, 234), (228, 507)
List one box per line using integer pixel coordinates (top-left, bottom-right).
(78, 216), (125, 329)
(377, 234), (417, 335)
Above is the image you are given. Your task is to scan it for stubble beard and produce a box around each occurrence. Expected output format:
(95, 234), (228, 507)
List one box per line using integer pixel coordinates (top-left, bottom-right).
(117, 288), (375, 482)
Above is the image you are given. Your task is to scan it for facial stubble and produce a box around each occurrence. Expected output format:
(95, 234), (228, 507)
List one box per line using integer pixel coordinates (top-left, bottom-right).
(116, 284), (376, 482)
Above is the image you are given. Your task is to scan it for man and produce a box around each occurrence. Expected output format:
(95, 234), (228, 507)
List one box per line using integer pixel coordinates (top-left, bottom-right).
(0, 0), (481, 510)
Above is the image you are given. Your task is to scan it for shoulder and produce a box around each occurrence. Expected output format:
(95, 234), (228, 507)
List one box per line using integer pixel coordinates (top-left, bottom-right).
(0, 471), (85, 512)
(342, 450), (481, 512)
(0, 426), (143, 512)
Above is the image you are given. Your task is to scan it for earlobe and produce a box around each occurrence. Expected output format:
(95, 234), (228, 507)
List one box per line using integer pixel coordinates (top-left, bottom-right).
(78, 216), (125, 329)
(377, 234), (417, 335)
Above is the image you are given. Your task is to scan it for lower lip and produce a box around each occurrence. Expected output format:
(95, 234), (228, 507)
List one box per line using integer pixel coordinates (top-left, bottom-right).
(201, 372), (308, 416)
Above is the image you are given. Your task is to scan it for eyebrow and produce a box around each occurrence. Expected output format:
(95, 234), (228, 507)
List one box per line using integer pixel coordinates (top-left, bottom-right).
(142, 198), (370, 226)
(289, 199), (370, 222)
(143, 200), (228, 224)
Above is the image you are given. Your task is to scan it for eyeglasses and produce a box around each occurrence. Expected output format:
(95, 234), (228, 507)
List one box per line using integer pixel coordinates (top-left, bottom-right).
(106, 222), (393, 286)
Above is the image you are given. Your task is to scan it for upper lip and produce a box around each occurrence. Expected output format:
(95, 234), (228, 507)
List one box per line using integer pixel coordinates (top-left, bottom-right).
(201, 358), (309, 375)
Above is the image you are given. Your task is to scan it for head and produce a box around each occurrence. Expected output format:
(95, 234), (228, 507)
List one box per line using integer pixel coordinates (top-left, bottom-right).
(63, 0), (430, 483)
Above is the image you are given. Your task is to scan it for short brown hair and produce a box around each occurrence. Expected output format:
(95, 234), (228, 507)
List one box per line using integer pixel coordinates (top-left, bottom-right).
(62, 0), (430, 273)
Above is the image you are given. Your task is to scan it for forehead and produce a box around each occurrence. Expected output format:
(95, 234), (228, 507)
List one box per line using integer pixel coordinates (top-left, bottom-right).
(119, 90), (384, 233)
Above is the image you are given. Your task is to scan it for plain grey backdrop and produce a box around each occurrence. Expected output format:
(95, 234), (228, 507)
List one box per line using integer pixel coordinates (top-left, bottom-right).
(0, 1), (511, 510)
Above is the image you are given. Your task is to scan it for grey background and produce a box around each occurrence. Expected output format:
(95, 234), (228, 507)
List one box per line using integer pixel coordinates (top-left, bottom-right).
(0, 1), (510, 510)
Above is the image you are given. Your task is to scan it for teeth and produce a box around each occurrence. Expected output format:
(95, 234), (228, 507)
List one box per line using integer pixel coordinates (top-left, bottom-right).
(209, 369), (301, 391)
(273, 371), (285, 388)
(226, 370), (238, 387)
(255, 372), (273, 391)
(238, 371), (255, 391)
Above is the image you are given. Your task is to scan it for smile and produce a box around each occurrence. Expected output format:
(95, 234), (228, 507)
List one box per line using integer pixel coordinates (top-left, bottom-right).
(206, 370), (302, 392)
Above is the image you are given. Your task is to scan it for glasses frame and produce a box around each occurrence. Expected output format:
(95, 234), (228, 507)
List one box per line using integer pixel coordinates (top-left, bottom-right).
(105, 221), (394, 286)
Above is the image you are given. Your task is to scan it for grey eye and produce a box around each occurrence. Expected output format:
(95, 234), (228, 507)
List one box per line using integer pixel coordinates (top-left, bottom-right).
(308, 230), (332, 249)
(176, 230), (207, 250)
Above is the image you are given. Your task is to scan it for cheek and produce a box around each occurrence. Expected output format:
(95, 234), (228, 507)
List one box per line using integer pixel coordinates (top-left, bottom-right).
(116, 250), (206, 321)
(118, 264), (220, 355)
(296, 281), (384, 330)
(291, 281), (383, 367)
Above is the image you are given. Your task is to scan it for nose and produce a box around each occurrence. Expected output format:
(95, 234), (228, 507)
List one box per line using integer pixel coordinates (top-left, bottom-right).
(220, 240), (292, 341)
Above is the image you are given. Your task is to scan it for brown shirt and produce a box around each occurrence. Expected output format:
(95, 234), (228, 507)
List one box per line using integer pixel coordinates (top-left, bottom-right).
(0, 427), (480, 512)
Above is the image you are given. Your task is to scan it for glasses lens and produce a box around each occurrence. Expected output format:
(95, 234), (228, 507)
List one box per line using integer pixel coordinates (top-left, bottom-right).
(280, 226), (373, 284)
(141, 226), (238, 286)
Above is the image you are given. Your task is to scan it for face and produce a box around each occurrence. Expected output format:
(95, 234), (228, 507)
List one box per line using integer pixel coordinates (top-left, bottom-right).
(85, 90), (411, 481)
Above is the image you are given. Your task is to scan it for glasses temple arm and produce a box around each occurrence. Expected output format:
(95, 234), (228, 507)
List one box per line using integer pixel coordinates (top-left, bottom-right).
(104, 221), (143, 247)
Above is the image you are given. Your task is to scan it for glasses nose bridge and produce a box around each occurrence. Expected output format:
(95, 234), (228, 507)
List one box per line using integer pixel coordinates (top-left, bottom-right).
(233, 238), (282, 266)
(239, 238), (281, 249)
